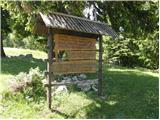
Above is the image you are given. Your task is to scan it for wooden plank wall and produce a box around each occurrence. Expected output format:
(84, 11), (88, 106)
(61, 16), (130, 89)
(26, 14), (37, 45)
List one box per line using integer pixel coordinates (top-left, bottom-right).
(52, 60), (96, 74)
(52, 34), (97, 74)
(54, 34), (96, 50)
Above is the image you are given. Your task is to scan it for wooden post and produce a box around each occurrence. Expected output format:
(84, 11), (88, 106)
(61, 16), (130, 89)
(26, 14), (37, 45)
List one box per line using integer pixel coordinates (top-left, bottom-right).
(47, 28), (53, 109)
(98, 36), (103, 96)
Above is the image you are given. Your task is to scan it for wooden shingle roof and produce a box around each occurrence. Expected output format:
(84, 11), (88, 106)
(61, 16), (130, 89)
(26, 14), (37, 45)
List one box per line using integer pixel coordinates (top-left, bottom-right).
(33, 12), (118, 38)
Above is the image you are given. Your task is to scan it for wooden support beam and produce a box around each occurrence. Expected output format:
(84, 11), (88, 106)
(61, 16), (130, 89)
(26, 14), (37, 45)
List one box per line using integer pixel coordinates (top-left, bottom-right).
(43, 79), (98, 86)
(47, 28), (53, 109)
(98, 36), (103, 96)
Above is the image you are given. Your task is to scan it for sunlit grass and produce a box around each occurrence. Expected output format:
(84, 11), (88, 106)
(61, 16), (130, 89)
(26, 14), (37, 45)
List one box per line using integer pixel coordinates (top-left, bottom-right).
(0, 74), (13, 93)
(108, 68), (159, 77)
(4, 47), (47, 59)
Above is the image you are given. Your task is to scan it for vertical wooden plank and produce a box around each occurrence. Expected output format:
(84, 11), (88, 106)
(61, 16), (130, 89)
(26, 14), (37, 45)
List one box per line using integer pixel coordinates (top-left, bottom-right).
(98, 36), (103, 96)
(47, 28), (53, 109)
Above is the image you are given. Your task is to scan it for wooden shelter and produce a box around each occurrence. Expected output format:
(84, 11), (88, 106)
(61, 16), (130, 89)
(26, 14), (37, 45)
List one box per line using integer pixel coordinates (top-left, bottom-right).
(33, 12), (117, 109)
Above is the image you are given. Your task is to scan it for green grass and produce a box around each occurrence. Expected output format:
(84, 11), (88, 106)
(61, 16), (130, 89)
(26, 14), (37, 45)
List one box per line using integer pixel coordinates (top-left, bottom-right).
(0, 47), (159, 119)
(4, 47), (47, 59)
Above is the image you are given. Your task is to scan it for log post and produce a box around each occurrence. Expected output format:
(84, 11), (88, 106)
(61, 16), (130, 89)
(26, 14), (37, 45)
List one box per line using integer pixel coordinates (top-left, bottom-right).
(98, 36), (103, 96)
(47, 28), (53, 109)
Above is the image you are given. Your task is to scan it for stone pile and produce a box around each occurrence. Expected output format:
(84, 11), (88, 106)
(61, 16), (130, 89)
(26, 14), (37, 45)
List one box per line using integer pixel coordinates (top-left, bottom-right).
(53, 74), (98, 93)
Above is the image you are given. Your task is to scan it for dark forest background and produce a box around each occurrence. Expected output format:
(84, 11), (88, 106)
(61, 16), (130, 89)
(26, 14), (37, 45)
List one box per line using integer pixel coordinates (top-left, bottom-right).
(1, 1), (159, 69)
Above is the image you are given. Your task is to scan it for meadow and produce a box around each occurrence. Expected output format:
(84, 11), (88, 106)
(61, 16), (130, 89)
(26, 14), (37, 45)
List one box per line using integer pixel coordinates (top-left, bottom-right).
(0, 47), (158, 119)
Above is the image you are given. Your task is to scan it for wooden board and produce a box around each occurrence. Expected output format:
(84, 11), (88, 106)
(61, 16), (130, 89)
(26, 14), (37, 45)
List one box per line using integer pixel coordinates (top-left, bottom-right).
(54, 50), (96, 60)
(43, 79), (98, 86)
(67, 50), (96, 60)
(54, 34), (96, 50)
(51, 60), (96, 74)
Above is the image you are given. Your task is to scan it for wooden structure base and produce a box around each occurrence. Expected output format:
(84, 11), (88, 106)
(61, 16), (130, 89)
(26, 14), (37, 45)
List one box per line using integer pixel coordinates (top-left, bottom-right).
(43, 79), (98, 86)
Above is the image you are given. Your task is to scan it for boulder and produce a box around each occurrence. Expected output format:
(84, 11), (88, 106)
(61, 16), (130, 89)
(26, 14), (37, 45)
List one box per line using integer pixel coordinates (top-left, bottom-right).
(25, 54), (33, 58)
(43, 59), (48, 62)
(79, 74), (87, 80)
(77, 83), (91, 92)
(77, 79), (98, 92)
(63, 76), (72, 82)
(91, 84), (98, 92)
(19, 55), (25, 58)
(72, 76), (78, 81)
(55, 85), (68, 93)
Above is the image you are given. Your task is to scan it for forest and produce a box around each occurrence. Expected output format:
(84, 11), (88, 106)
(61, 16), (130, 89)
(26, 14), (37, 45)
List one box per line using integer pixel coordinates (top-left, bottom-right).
(1, 1), (158, 69)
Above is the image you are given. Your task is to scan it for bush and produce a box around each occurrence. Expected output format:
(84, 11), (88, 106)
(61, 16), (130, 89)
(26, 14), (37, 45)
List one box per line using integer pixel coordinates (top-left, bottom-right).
(104, 32), (159, 69)
(3, 67), (46, 102)
(3, 33), (46, 51)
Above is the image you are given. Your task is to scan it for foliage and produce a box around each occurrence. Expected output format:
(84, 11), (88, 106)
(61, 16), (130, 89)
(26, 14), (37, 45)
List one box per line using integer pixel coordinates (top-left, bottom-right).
(104, 31), (158, 69)
(97, 1), (158, 35)
(2, 67), (46, 102)
(3, 34), (46, 51)
(1, 1), (158, 68)
(99, 1), (159, 69)
(3, 47), (47, 59)
(1, 1), (85, 32)
(1, 7), (11, 37)
(1, 1), (85, 52)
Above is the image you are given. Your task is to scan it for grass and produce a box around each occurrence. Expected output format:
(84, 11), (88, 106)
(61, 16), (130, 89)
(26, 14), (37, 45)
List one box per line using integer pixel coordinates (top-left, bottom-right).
(4, 47), (47, 59)
(0, 47), (159, 119)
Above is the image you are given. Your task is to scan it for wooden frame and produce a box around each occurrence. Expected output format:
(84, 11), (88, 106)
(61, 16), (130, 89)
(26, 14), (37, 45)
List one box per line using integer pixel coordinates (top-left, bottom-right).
(51, 60), (97, 74)
(47, 28), (53, 109)
(46, 32), (103, 109)
(98, 36), (103, 96)
(33, 12), (118, 110)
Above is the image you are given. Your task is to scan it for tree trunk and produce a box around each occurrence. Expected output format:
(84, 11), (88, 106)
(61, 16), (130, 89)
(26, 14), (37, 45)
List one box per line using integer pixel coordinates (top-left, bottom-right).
(1, 38), (6, 58)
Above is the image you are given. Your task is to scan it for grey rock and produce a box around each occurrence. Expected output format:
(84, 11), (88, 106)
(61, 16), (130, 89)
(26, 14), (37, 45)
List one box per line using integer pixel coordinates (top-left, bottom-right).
(91, 84), (98, 92)
(72, 76), (78, 81)
(38, 58), (43, 62)
(63, 77), (72, 81)
(19, 55), (25, 58)
(4, 56), (9, 58)
(65, 79), (71, 83)
(82, 86), (91, 91)
(61, 79), (71, 83)
(77, 83), (91, 92)
(25, 54), (33, 58)
(55, 85), (68, 93)
(42, 79), (47, 84)
(79, 74), (87, 79)
(61, 80), (66, 83)
(9, 56), (14, 58)
(78, 84), (91, 92)
(43, 59), (47, 62)
(63, 77), (69, 80)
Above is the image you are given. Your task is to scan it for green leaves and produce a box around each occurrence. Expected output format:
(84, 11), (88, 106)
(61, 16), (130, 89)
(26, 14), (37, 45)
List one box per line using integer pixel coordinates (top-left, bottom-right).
(104, 32), (158, 69)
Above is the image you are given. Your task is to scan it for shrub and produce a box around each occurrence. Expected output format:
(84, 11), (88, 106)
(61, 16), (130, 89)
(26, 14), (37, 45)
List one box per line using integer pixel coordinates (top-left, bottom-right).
(3, 67), (46, 102)
(3, 33), (46, 51)
(104, 33), (158, 69)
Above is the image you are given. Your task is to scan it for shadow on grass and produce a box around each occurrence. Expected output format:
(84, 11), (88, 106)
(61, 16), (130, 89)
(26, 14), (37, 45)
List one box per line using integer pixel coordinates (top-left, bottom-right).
(1, 56), (159, 119)
(54, 68), (158, 119)
(1, 56), (47, 75)
(76, 70), (159, 119)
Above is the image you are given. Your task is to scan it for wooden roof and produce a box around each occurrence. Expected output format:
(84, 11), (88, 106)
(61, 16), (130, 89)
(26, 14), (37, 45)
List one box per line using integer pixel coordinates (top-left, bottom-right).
(33, 12), (118, 38)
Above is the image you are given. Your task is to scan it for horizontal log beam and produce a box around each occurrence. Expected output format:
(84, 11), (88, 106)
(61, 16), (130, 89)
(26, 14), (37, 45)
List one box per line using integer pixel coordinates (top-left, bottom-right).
(43, 79), (98, 87)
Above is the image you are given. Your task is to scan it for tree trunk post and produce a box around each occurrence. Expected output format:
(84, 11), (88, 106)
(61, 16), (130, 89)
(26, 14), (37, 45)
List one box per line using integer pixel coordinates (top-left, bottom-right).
(1, 37), (6, 58)
(47, 28), (53, 109)
(98, 36), (103, 96)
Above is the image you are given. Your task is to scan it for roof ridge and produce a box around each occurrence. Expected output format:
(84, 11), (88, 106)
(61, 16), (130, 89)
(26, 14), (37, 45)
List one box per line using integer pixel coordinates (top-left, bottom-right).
(37, 12), (118, 38)
(42, 11), (108, 26)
